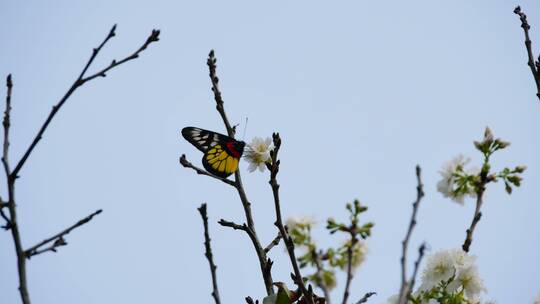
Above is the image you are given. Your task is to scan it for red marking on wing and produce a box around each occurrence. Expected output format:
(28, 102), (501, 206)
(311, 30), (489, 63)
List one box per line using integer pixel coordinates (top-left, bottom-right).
(226, 141), (241, 158)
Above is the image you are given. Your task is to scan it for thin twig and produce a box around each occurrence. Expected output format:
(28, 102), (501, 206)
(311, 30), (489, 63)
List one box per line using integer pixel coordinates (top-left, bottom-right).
(2, 26), (158, 304)
(264, 233), (282, 253)
(198, 204), (221, 304)
(514, 6), (540, 101)
(461, 156), (492, 253)
(342, 236), (358, 304)
(355, 292), (376, 304)
(462, 181), (486, 252)
(2, 75), (31, 304)
(398, 166), (425, 304)
(268, 133), (314, 304)
(207, 50), (235, 137)
(313, 249), (331, 304)
(408, 243), (427, 295)
(179, 154), (236, 187)
(10, 25), (160, 179)
(204, 50), (274, 295)
(25, 209), (102, 258)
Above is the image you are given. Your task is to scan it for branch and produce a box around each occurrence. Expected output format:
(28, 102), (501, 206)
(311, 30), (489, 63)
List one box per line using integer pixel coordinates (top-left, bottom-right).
(355, 292), (376, 304)
(204, 50), (274, 294)
(408, 243), (427, 296)
(0, 200), (9, 229)
(198, 204), (221, 304)
(2, 74), (13, 182)
(342, 236), (357, 304)
(462, 167), (488, 252)
(2, 75), (31, 304)
(0, 76), (12, 230)
(398, 166), (425, 304)
(25, 209), (102, 258)
(264, 232), (282, 253)
(179, 154), (236, 187)
(268, 133), (314, 304)
(10, 25), (160, 179)
(514, 6), (540, 101)
(207, 50), (235, 137)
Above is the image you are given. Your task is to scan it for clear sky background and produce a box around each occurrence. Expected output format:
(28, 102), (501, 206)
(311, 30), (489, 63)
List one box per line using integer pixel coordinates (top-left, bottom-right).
(1, 1), (539, 303)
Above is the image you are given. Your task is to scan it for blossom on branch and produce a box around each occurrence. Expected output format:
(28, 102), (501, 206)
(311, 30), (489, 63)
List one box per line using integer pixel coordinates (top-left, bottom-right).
(436, 155), (477, 205)
(244, 136), (273, 172)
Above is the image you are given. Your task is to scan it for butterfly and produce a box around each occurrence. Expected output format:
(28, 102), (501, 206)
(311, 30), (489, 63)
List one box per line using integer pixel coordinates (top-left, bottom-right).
(181, 127), (246, 178)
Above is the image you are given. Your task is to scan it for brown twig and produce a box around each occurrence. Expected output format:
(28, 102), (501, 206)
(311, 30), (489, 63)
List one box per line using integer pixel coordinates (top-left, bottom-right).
(2, 26), (159, 304)
(202, 50), (274, 295)
(268, 133), (314, 304)
(2, 75), (31, 304)
(514, 6), (540, 101)
(10, 25), (160, 179)
(355, 292), (376, 304)
(462, 171), (487, 252)
(342, 236), (358, 304)
(198, 204), (221, 304)
(179, 154), (236, 187)
(25, 209), (102, 258)
(264, 232), (282, 253)
(408, 243), (427, 296)
(397, 165), (425, 304)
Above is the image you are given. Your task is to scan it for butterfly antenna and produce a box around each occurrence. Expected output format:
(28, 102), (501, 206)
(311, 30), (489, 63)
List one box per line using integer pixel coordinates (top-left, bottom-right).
(242, 117), (249, 141)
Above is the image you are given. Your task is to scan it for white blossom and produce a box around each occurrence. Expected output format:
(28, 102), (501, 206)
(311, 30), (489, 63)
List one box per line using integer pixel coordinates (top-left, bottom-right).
(244, 136), (272, 172)
(420, 250), (456, 290)
(436, 154), (476, 205)
(285, 216), (316, 231)
(448, 265), (485, 299)
(418, 248), (485, 301)
(450, 248), (476, 270)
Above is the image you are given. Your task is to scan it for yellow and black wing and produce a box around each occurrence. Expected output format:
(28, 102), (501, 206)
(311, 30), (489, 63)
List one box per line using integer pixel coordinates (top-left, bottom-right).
(202, 144), (240, 178)
(182, 126), (245, 178)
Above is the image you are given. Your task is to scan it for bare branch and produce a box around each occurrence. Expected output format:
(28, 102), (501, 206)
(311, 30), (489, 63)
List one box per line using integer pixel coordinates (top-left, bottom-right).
(355, 292), (376, 304)
(179, 154), (236, 187)
(264, 233), (282, 253)
(10, 25), (160, 178)
(268, 133), (313, 304)
(198, 204), (221, 304)
(513, 6), (540, 101)
(462, 190), (485, 252)
(203, 50), (274, 294)
(207, 50), (235, 137)
(2, 74), (31, 304)
(462, 162), (490, 252)
(2, 74), (13, 181)
(342, 236), (357, 304)
(408, 243), (427, 295)
(25, 209), (102, 258)
(398, 165), (425, 304)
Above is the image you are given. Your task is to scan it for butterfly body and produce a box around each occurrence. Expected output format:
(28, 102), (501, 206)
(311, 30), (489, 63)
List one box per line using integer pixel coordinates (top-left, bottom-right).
(182, 127), (245, 178)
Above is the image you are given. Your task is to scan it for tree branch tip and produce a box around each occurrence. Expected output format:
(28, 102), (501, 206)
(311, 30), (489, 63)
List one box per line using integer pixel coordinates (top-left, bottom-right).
(6, 74), (12, 86)
(109, 24), (117, 36)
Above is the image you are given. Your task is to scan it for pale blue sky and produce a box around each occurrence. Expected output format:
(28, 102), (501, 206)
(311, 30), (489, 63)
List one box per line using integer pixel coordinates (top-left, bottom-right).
(1, 1), (539, 303)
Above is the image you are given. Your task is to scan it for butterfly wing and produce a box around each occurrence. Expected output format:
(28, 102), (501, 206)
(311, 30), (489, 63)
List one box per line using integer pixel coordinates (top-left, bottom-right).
(182, 127), (244, 178)
(181, 127), (226, 152)
(202, 144), (240, 178)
